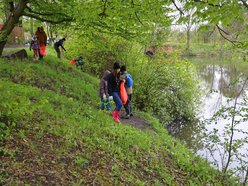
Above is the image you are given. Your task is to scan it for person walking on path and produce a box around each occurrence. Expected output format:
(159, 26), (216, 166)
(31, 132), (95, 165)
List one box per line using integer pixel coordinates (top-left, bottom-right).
(29, 35), (40, 61)
(107, 62), (122, 123)
(99, 70), (111, 111)
(120, 65), (133, 119)
(35, 26), (47, 60)
(54, 38), (66, 58)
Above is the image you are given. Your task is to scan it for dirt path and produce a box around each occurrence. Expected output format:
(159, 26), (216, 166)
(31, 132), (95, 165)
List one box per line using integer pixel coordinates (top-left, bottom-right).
(119, 111), (154, 131)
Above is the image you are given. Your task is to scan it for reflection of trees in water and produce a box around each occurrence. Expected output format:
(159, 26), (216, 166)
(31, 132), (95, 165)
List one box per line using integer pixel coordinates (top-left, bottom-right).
(199, 64), (215, 90)
(201, 63), (246, 98)
(171, 61), (248, 149)
(218, 64), (245, 98)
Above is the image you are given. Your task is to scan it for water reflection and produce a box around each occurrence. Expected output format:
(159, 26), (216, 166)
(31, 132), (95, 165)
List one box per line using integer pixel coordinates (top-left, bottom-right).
(198, 62), (246, 99)
(194, 60), (248, 118)
(174, 57), (248, 180)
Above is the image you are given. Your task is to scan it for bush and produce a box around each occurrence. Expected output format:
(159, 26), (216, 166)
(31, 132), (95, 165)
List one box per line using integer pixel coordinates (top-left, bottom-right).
(133, 53), (199, 126)
(66, 34), (199, 127)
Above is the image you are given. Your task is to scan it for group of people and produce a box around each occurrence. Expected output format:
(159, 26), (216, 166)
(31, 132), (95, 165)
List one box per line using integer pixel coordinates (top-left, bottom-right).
(29, 26), (47, 61)
(30, 27), (132, 124)
(30, 26), (67, 60)
(99, 62), (133, 123)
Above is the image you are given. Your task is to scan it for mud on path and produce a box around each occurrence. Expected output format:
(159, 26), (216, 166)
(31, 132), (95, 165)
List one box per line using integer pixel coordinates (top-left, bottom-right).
(119, 111), (154, 131)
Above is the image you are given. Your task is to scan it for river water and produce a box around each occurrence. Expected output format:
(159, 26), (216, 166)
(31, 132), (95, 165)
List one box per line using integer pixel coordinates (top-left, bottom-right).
(175, 57), (248, 179)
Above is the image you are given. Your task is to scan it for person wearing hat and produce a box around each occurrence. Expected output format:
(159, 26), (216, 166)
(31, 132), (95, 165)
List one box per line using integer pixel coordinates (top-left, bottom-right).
(107, 62), (122, 123)
(120, 65), (133, 119)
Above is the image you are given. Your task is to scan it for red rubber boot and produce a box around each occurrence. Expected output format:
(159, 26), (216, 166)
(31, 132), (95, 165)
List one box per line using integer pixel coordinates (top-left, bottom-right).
(112, 110), (120, 123)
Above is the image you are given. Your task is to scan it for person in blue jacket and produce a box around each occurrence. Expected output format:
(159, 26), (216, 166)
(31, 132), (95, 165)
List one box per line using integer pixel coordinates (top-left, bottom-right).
(54, 38), (66, 58)
(120, 65), (133, 119)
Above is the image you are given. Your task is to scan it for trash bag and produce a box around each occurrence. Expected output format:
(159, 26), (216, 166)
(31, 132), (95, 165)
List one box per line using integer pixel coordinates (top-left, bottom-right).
(120, 81), (128, 104)
(40, 44), (47, 56)
(69, 59), (76, 65)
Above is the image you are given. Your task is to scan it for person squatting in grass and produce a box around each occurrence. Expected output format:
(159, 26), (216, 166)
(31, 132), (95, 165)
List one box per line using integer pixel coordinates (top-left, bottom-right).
(29, 35), (40, 61)
(120, 65), (133, 119)
(99, 70), (112, 111)
(107, 62), (123, 123)
(54, 38), (66, 58)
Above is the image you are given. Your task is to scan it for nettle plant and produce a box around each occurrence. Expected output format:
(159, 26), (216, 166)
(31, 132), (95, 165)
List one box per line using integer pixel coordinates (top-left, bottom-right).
(203, 79), (248, 184)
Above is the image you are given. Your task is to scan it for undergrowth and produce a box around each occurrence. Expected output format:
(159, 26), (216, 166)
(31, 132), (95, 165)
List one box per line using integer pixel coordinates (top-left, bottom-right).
(0, 50), (238, 185)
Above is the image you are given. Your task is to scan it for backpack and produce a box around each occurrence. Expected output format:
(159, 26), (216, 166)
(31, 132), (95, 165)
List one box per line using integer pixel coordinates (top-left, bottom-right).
(125, 74), (133, 88)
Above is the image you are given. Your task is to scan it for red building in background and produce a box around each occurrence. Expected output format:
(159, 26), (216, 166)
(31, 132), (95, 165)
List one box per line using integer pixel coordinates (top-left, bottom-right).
(0, 24), (25, 44)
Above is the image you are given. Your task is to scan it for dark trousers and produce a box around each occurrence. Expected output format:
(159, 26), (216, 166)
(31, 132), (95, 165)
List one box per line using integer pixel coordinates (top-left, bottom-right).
(124, 94), (132, 116)
(54, 44), (61, 58)
(38, 49), (43, 59)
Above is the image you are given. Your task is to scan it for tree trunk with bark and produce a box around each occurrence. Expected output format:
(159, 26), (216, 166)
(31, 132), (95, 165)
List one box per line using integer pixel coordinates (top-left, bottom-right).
(0, 0), (28, 56)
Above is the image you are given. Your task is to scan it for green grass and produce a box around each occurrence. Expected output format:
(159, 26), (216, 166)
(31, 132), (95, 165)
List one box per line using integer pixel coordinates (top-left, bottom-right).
(167, 42), (242, 58)
(0, 48), (239, 185)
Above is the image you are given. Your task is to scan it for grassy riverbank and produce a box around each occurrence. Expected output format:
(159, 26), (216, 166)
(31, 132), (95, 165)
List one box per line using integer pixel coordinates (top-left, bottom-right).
(0, 48), (238, 185)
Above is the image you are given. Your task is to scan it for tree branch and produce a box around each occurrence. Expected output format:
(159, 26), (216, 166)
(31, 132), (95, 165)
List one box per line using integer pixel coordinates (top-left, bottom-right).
(239, 0), (248, 9)
(90, 20), (137, 39)
(131, 0), (144, 26)
(216, 25), (229, 35)
(23, 12), (73, 24)
(25, 5), (69, 17)
(216, 25), (241, 45)
(223, 79), (248, 173)
(194, 0), (222, 7)
(171, 0), (184, 15)
(208, 26), (216, 37)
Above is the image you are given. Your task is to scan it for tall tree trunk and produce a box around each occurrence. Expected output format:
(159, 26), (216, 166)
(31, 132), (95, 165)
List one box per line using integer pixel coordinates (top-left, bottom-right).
(186, 28), (190, 50)
(30, 18), (34, 36)
(47, 25), (50, 38)
(0, 0), (28, 56)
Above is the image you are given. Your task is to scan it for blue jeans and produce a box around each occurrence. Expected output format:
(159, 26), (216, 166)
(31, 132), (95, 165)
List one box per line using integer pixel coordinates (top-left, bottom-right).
(100, 98), (111, 111)
(112, 92), (123, 111)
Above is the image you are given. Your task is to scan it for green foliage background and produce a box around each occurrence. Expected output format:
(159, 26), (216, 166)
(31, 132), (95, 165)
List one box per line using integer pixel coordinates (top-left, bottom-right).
(64, 33), (198, 126)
